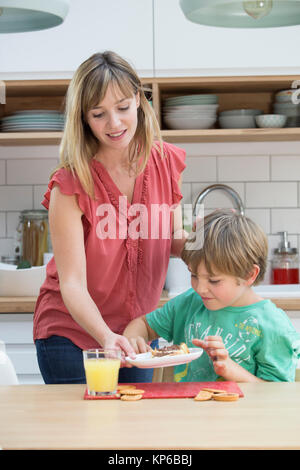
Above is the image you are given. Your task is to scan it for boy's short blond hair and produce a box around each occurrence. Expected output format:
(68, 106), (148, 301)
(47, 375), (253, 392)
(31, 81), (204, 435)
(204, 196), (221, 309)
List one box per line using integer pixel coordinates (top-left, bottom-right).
(181, 209), (268, 285)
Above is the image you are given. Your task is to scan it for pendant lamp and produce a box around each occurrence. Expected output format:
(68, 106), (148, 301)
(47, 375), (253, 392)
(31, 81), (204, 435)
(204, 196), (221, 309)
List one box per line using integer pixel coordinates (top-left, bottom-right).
(0, 0), (70, 33)
(179, 0), (300, 28)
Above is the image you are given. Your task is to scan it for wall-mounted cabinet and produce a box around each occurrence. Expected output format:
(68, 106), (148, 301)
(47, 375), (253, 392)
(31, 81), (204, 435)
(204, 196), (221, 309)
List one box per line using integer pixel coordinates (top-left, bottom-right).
(1, 75), (300, 146)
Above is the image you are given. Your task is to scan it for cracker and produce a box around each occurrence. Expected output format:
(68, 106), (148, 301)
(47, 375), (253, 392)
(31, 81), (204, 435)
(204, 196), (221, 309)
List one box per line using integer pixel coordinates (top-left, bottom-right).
(201, 388), (228, 394)
(117, 385), (136, 391)
(120, 394), (143, 401)
(212, 393), (239, 402)
(119, 388), (145, 395)
(194, 391), (213, 401)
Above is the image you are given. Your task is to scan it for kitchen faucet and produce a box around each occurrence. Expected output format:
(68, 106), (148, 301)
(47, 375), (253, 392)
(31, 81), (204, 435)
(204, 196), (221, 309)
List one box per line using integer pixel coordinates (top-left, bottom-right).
(192, 184), (245, 217)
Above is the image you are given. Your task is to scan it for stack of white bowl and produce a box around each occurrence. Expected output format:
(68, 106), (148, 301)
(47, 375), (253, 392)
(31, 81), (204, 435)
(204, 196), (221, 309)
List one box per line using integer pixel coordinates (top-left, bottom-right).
(163, 94), (218, 130)
(273, 89), (300, 127)
(218, 109), (262, 129)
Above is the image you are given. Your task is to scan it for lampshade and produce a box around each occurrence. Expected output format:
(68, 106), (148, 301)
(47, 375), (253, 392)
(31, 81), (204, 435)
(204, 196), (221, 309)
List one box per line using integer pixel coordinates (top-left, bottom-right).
(179, 0), (300, 28)
(0, 0), (70, 33)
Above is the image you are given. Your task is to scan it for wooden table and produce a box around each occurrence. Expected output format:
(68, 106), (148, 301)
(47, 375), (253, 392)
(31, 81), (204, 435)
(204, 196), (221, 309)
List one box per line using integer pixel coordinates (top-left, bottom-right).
(0, 382), (300, 450)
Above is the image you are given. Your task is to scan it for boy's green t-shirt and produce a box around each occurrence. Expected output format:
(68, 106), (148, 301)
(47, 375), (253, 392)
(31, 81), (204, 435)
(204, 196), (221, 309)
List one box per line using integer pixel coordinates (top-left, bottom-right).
(146, 288), (300, 382)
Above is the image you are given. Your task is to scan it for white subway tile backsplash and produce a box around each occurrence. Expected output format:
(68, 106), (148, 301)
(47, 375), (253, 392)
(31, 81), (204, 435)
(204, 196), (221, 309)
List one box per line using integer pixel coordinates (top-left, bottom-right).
(0, 160), (5, 185)
(244, 208), (270, 234)
(0, 186), (33, 211)
(7, 159), (57, 185)
(6, 212), (20, 237)
(1, 142), (300, 273)
(33, 185), (48, 209)
(271, 208), (300, 234)
(0, 212), (6, 237)
(218, 155), (269, 182)
(181, 183), (192, 205)
(246, 182), (298, 208)
(0, 145), (60, 160)
(183, 156), (216, 182)
(0, 238), (15, 258)
(271, 156), (300, 181)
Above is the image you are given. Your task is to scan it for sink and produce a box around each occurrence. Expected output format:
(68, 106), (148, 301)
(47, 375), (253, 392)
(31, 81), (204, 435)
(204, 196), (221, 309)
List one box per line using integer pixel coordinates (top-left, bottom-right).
(253, 284), (300, 298)
(167, 283), (300, 299)
(0, 262), (46, 296)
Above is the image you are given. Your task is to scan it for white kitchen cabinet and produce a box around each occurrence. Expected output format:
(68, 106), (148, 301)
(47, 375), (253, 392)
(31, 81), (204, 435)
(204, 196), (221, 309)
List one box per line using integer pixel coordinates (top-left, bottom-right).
(0, 0), (154, 79)
(154, 0), (300, 76)
(0, 314), (43, 384)
(0, 311), (299, 384)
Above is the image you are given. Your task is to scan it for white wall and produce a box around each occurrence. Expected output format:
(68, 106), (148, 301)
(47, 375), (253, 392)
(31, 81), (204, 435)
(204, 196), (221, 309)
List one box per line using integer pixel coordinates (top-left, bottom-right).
(1, 0), (300, 78)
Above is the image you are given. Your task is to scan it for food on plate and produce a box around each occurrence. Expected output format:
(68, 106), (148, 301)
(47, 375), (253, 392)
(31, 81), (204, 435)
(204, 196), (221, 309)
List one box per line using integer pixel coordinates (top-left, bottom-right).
(151, 342), (190, 357)
(120, 394), (143, 401)
(194, 390), (213, 401)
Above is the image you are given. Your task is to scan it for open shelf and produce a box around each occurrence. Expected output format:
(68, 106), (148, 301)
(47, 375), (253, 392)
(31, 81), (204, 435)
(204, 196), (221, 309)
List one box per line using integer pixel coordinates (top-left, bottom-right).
(1, 75), (300, 146)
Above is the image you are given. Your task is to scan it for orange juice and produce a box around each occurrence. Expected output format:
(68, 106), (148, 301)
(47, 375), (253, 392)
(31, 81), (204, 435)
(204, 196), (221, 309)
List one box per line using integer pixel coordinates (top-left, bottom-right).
(84, 358), (121, 393)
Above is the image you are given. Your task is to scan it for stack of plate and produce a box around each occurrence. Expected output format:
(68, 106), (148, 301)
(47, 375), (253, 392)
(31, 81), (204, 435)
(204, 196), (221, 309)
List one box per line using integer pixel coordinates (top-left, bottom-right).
(273, 90), (300, 127)
(1, 110), (65, 132)
(163, 94), (218, 130)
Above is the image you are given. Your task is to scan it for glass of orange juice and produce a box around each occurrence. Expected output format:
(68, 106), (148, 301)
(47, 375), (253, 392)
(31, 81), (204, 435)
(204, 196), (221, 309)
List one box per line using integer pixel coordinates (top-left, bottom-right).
(83, 349), (122, 397)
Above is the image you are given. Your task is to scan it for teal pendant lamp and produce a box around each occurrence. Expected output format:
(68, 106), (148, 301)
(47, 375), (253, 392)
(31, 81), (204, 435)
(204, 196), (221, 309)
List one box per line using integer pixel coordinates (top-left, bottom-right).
(0, 0), (70, 33)
(179, 0), (300, 28)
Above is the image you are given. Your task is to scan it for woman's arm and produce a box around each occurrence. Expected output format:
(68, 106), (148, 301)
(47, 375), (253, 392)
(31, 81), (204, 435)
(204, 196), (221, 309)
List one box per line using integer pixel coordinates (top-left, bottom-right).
(49, 184), (135, 356)
(123, 316), (159, 353)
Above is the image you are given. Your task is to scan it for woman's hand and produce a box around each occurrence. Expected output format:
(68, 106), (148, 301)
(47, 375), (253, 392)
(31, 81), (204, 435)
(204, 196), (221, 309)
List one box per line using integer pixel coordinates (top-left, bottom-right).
(128, 336), (153, 355)
(192, 336), (231, 377)
(103, 332), (136, 367)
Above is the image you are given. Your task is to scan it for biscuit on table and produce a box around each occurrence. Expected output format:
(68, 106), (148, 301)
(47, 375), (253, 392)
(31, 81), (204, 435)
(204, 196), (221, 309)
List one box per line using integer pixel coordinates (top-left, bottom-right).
(120, 394), (143, 401)
(194, 390), (213, 401)
(119, 388), (145, 395)
(212, 393), (239, 402)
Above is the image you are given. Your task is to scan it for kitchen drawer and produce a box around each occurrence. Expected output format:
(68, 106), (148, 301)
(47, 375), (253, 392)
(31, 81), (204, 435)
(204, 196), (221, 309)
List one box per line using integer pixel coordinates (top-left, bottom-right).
(0, 313), (34, 344)
(5, 344), (40, 374)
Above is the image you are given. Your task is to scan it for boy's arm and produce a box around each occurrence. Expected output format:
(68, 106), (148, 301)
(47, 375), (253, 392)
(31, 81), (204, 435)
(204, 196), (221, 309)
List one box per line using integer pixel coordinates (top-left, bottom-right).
(123, 315), (159, 354)
(193, 337), (265, 383)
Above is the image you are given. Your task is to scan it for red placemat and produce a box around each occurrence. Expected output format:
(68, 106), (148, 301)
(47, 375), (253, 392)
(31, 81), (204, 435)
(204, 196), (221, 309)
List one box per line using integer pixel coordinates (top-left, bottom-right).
(83, 381), (244, 400)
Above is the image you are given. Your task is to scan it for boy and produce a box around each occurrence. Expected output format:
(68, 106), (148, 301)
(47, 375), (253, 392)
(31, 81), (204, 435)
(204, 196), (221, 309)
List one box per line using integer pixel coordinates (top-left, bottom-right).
(123, 209), (300, 382)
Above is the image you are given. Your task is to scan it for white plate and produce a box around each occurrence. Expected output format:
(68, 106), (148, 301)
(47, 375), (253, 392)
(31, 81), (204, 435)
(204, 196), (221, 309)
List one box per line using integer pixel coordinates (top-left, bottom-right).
(125, 347), (203, 369)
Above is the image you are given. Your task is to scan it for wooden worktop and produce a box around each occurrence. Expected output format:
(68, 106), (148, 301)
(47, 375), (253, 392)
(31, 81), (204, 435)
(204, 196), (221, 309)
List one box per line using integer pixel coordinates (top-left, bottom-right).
(0, 382), (300, 450)
(1, 291), (300, 313)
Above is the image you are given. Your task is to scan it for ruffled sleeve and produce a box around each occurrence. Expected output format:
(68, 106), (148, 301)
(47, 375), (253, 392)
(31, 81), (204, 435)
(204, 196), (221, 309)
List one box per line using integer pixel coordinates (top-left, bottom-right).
(163, 142), (186, 205)
(42, 168), (92, 225)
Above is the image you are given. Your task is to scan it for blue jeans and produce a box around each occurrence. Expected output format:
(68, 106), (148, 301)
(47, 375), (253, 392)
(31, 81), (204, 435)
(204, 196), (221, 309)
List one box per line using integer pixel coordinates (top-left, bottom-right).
(35, 335), (158, 384)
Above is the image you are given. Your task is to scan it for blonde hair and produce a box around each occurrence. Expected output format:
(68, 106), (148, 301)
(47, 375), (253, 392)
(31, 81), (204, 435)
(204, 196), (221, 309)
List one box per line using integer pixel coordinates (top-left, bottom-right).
(181, 209), (268, 285)
(55, 51), (163, 198)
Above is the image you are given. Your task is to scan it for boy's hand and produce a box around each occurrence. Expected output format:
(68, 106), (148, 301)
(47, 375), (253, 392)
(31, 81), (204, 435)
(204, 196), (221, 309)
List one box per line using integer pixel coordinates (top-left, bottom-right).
(128, 336), (153, 355)
(192, 336), (232, 377)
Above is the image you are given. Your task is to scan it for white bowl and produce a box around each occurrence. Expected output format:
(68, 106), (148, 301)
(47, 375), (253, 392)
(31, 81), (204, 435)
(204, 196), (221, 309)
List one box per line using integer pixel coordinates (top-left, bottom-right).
(0, 262), (46, 296)
(163, 104), (219, 112)
(275, 89), (298, 103)
(219, 109), (262, 117)
(219, 115), (257, 128)
(164, 115), (217, 129)
(255, 114), (287, 128)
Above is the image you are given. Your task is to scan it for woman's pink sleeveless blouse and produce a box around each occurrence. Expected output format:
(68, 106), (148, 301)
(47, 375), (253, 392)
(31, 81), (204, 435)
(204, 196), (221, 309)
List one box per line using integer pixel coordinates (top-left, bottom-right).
(33, 142), (186, 349)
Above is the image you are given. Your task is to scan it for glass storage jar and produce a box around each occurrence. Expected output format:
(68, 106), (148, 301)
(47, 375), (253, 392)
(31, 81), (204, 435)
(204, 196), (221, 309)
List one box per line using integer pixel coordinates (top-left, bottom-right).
(18, 210), (49, 266)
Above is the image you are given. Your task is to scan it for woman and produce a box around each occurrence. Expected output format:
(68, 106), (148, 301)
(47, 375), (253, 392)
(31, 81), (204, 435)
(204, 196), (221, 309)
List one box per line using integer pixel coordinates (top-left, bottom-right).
(33, 51), (186, 384)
